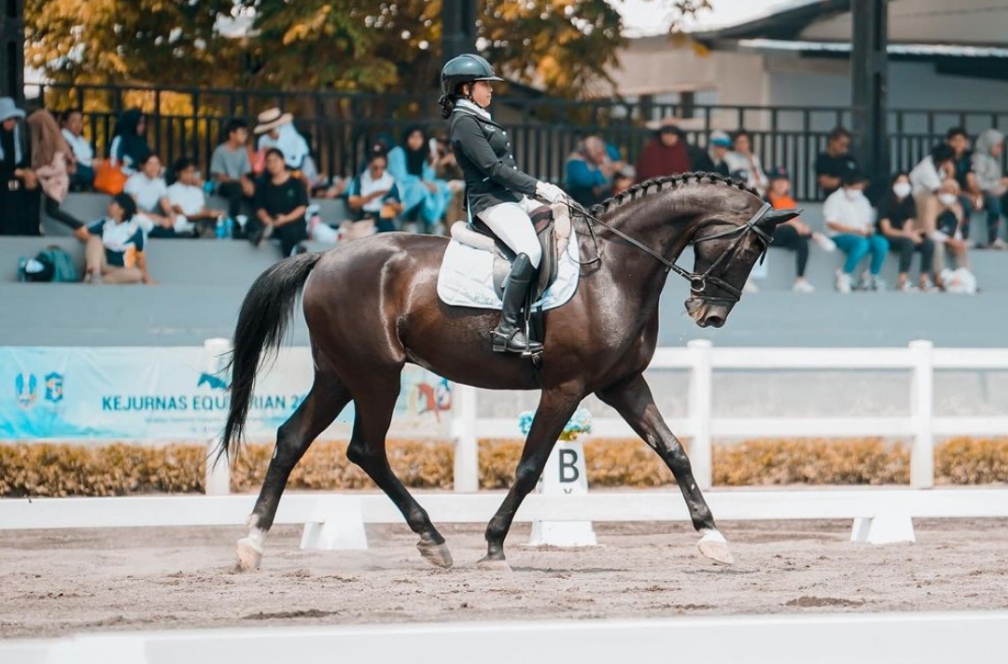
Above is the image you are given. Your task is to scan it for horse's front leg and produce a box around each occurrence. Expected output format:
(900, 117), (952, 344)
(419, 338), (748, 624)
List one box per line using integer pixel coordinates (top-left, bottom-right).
(481, 382), (585, 568)
(597, 373), (732, 565)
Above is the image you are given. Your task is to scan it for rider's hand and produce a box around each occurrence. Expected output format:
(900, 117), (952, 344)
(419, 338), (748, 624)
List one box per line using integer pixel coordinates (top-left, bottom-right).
(536, 181), (567, 205)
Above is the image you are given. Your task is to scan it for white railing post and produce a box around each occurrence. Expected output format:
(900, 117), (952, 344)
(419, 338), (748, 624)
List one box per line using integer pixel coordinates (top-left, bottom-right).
(909, 340), (935, 489)
(203, 338), (232, 496)
(451, 384), (480, 492)
(687, 340), (714, 490)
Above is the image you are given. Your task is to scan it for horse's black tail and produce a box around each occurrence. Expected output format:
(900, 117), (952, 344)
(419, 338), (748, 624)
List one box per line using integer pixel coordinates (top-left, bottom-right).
(215, 252), (323, 466)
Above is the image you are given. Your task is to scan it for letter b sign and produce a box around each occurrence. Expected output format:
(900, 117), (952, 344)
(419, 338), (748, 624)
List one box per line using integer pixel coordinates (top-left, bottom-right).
(559, 448), (580, 483)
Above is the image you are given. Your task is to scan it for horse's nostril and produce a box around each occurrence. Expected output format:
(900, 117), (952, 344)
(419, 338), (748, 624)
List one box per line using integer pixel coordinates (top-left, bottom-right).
(705, 314), (725, 328)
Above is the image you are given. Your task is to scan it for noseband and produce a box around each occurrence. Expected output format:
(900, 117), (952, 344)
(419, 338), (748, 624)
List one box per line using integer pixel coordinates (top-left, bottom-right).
(571, 200), (774, 305)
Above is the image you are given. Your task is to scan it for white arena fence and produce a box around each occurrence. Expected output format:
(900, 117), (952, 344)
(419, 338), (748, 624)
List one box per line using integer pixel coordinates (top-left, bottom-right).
(450, 339), (1008, 492)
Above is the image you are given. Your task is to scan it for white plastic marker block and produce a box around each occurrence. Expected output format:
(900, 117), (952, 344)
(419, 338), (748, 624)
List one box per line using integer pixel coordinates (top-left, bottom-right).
(528, 441), (597, 547)
(300, 498), (368, 551)
(850, 513), (916, 544)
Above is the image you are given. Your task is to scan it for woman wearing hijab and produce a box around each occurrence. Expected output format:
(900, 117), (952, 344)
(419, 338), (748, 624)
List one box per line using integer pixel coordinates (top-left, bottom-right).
(28, 109), (87, 231)
(108, 108), (151, 175)
(0, 97), (41, 236)
(386, 126), (452, 232)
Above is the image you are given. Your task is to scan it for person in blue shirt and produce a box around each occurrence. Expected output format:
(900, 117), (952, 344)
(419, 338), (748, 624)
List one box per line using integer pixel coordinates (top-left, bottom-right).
(74, 193), (153, 285)
(385, 126), (452, 233)
(564, 135), (623, 207)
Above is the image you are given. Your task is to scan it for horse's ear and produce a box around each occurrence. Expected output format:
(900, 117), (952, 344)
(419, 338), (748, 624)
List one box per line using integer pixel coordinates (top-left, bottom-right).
(763, 208), (802, 226)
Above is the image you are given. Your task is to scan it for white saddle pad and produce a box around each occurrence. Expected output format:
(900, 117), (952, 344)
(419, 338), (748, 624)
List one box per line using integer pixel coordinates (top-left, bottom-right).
(436, 230), (581, 311)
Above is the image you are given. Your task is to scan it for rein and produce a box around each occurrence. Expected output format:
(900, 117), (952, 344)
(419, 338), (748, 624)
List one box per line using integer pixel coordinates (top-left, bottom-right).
(565, 200), (774, 304)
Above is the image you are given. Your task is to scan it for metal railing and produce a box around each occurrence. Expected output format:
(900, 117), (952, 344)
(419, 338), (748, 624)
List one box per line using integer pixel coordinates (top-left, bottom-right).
(33, 82), (1008, 201)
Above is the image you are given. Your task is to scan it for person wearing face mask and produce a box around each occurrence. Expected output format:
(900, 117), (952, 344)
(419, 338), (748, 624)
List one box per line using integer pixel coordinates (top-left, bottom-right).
(823, 169), (889, 292)
(439, 53), (571, 354)
(931, 179), (970, 276)
(876, 173), (936, 292)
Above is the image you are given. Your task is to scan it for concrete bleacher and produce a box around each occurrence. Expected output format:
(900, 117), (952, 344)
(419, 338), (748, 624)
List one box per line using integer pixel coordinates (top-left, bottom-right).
(1, 196), (1004, 348)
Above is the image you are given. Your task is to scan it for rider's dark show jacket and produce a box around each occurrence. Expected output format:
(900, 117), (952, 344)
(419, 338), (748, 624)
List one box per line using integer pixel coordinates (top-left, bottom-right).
(450, 106), (538, 216)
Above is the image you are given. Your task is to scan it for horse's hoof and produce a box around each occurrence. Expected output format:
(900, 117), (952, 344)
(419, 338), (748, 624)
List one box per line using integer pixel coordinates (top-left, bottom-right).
(476, 556), (512, 572)
(236, 537), (263, 571)
(417, 540), (453, 569)
(697, 528), (734, 566)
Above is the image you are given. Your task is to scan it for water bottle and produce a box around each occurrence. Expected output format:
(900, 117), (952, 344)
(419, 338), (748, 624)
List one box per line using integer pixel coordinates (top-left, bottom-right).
(215, 216), (226, 239)
(224, 216), (234, 239)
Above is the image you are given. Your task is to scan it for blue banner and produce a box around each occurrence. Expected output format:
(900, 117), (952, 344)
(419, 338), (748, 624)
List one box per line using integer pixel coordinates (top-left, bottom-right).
(0, 347), (450, 441)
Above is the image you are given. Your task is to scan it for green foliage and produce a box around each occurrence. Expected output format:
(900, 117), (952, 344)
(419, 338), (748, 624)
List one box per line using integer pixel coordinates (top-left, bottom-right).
(25, 0), (627, 98)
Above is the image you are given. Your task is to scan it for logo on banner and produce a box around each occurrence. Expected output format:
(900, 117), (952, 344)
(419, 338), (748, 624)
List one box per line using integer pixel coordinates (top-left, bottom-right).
(45, 372), (64, 403)
(197, 372), (229, 391)
(15, 373), (38, 409)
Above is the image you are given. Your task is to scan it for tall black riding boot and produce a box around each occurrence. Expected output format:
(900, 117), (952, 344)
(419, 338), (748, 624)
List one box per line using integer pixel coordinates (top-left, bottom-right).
(492, 253), (544, 354)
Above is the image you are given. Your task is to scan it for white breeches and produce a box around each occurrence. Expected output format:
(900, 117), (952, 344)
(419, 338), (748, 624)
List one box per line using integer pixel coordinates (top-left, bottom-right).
(477, 196), (542, 268)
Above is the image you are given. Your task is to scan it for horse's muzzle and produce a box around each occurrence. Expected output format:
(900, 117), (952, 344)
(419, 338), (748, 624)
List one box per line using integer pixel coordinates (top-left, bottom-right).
(685, 297), (731, 329)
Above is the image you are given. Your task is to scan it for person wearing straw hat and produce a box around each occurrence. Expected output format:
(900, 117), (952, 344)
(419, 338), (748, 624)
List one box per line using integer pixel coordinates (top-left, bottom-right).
(254, 107), (310, 173)
(0, 97), (42, 236)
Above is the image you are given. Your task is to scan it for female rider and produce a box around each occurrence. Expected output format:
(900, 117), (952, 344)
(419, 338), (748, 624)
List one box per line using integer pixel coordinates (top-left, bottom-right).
(439, 54), (568, 354)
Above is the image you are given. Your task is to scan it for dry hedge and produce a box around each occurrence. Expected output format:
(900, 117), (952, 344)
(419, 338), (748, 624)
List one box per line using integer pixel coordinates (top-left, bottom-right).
(1, 437), (1005, 497)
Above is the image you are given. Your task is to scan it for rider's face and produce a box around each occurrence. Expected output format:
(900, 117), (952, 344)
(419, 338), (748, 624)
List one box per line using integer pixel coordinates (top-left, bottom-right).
(470, 81), (493, 108)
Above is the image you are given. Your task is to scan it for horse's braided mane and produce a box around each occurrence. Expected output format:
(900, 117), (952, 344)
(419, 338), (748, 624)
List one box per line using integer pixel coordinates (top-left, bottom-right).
(588, 171), (760, 217)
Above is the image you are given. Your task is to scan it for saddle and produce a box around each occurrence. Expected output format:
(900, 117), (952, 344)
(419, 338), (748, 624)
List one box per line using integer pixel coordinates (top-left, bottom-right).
(449, 202), (572, 303)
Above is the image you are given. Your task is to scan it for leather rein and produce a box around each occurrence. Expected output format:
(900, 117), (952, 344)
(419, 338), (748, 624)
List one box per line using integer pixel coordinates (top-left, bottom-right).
(565, 200), (774, 304)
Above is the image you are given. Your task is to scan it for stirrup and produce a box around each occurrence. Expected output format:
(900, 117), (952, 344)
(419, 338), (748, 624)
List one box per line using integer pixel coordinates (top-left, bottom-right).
(492, 329), (543, 354)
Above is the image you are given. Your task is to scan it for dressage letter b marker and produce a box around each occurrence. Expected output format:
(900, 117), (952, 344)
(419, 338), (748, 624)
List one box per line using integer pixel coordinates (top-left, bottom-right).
(559, 449), (580, 483)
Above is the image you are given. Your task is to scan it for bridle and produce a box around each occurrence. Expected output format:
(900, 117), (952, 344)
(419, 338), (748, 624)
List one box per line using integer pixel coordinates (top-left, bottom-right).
(567, 200), (774, 304)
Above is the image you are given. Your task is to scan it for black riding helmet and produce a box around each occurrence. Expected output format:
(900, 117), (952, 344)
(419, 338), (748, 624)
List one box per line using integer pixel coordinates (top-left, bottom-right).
(439, 53), (504, 99)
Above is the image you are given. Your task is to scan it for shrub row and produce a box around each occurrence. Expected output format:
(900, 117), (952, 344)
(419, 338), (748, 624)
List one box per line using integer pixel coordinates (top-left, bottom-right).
(0, 437), (1005, 497)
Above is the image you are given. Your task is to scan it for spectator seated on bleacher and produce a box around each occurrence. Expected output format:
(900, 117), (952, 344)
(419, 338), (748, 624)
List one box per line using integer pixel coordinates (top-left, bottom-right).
(564, 134), (621, 207)
(707, 131), (732, 177)
(167, 158), (226, 238)
(815, 127), (859, 198)
(108, 108), (151, 176)
(28, 109), (87, 233)
(386, 126), (452, 233)
(210, 118), (255, 233)
(725, 130), (768, 197)
(945, 127), (984, 227)
(250, 147), (309, 257)
(933, 179), (971, 276)
(766, 166), (835, 293)
(60, 109), (98, 191)
(875, 173), (936, 292)
(124, 153), (188, 238)
(971, 129), (1008, 250)
(824, 169), (889, 293)
(0, 96), (41, 237)
(341, 146), (403, 240)
(254, 108), (310, 176)
(73, 193), (153, 285)
(911, 145), (955, 249)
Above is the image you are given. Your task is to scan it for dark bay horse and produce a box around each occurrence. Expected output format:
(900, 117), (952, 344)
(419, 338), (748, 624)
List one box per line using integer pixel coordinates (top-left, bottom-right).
(218, 172), (797, 571)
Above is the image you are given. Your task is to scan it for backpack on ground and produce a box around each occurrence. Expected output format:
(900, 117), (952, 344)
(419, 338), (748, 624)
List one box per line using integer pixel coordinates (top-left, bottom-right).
(18, 246), (81, 283)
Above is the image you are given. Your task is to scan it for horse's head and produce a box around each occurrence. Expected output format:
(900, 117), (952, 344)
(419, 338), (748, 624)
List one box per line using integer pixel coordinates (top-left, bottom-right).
(684, 201), (798, 328)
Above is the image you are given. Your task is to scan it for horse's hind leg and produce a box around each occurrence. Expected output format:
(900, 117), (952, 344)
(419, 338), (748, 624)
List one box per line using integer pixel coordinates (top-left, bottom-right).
(345, 368), (452, 568)
(236, 369), (350, 571)
(597, 373), (732, 565)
